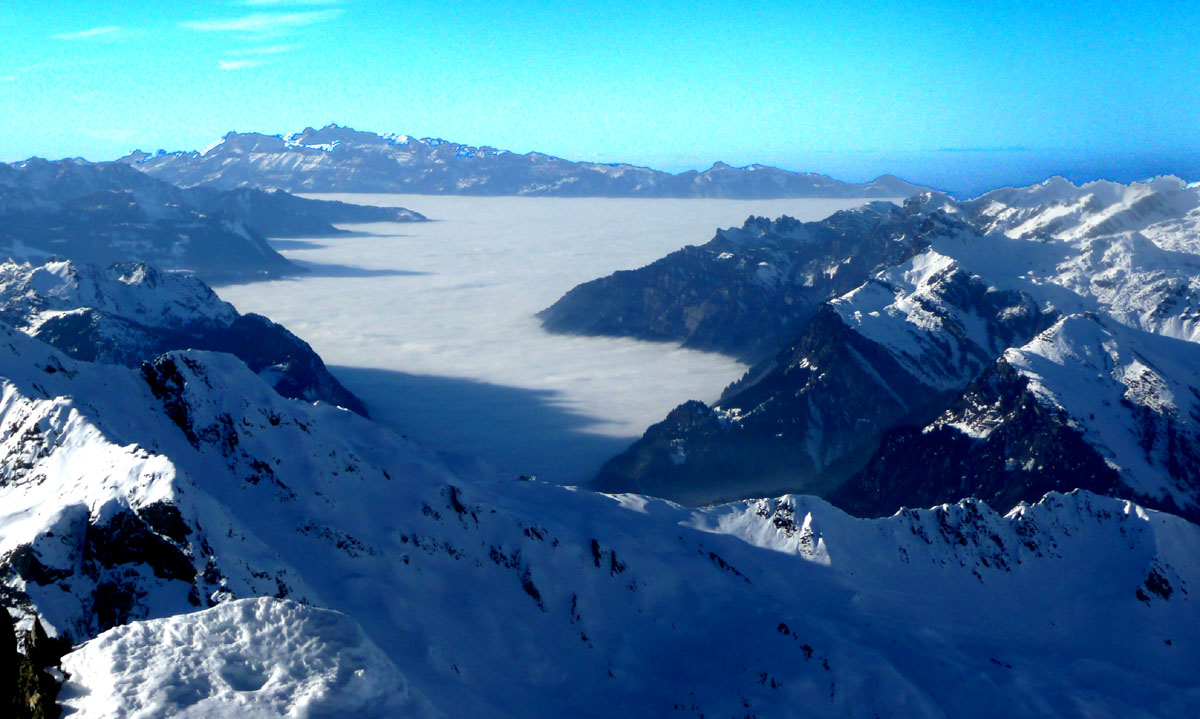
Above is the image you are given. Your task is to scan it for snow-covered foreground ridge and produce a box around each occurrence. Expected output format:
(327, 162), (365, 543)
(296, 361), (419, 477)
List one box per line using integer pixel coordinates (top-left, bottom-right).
(0, 321), (1198, 717)
(59, 598), (413, 719)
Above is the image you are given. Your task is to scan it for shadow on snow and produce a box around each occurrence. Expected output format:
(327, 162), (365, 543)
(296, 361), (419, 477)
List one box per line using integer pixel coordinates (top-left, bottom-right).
(329, 366), (636, 487)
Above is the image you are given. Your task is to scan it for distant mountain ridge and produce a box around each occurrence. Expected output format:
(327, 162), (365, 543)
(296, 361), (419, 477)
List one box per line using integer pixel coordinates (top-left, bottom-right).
(120, 124), (929, 198)
(0, 158), (425, 282)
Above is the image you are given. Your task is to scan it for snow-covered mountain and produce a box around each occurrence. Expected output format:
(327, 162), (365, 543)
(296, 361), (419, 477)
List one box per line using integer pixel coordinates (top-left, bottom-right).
(586, 178), (1200, 517)
(0, 259), (366, 415)
(120, 124), (929, 198)
(0, 158), (425, 281)
(0, 319), (1197, 717)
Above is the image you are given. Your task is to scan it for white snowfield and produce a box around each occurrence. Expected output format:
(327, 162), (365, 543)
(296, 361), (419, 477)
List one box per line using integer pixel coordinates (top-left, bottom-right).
(59, 598), (419, 719)
(966, 175), (1200, 344)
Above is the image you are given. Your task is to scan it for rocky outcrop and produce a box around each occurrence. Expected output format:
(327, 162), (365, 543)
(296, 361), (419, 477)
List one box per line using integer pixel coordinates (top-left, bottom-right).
(829, 359), (1128, 519)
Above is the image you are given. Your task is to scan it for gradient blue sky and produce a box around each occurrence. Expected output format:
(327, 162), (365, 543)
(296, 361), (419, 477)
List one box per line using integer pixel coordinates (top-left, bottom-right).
(2, 0), (1198, 194)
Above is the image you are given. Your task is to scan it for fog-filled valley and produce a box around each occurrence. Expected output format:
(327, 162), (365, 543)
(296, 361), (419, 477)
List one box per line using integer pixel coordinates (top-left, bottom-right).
(217, 195), (876, 483)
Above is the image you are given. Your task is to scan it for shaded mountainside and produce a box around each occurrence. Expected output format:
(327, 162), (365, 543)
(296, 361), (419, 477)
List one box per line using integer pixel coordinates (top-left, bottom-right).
(186, 186), (426, 234)
(0, 260), (366, 416)
(832, 314), (1200, 523)
(597, 261), (1052, 505)
(121, 123), (929, 199)
(0, 158), (424, 282)
(829, 357), (1128, 519)
(0, 320), (1197, 716)
(592, 178), (1200, 519)
(539, 201), (934, 362)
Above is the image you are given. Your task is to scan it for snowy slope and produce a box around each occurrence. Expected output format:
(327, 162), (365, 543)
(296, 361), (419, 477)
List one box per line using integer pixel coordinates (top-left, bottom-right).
(59, 598), (420, 719)
(594, 202), (1052, 503)
(963, 176), (1200, 343)
(0, 320), (1196, 716)
(1002, 314), (1200, 516)
(0, 259), (238, 331)
(0, 259), (366, 415)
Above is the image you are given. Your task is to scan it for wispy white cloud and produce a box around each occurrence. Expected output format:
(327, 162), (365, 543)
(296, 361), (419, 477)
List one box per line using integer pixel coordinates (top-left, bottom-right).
(53, 25), (123, 40)
(229, 44), (300, 56)
(217, 59), (267, 71)
(184, 10), (343, 35)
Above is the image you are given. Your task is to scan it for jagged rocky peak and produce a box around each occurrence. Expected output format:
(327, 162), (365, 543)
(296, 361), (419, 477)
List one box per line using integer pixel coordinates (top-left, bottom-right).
(831, 311), (1200, 523)
(539, 195), (967, 364)
(213, 131), (288, 154)
(287, 123), (396, 148)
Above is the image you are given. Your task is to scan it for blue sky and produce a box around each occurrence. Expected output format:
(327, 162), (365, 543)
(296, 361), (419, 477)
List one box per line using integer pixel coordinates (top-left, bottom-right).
(2, 0), (1198, 194)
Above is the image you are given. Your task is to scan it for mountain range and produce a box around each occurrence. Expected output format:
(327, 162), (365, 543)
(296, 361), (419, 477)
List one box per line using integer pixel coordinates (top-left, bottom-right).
(120, 124), (929, 198)
(552, 178), (1200, 521)
(1, 140), (1199, 716)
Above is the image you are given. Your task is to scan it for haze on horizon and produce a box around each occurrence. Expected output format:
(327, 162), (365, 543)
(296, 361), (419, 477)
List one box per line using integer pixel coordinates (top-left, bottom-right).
(3, 0), (1198, 196)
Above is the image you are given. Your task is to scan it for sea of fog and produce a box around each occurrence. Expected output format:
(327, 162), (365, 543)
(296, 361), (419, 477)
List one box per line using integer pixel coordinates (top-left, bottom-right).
(217, 195), (884, 485)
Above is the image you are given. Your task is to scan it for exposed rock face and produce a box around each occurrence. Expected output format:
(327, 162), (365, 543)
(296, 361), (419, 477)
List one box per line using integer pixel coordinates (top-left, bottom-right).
(829, 359), (1127, 518)
(1, 606), (15, 712)
(596, 247), (1054, 505)
(595, 309), (944, 504)
(0, 610), (68, 719)
(121, 124), (929, 198)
